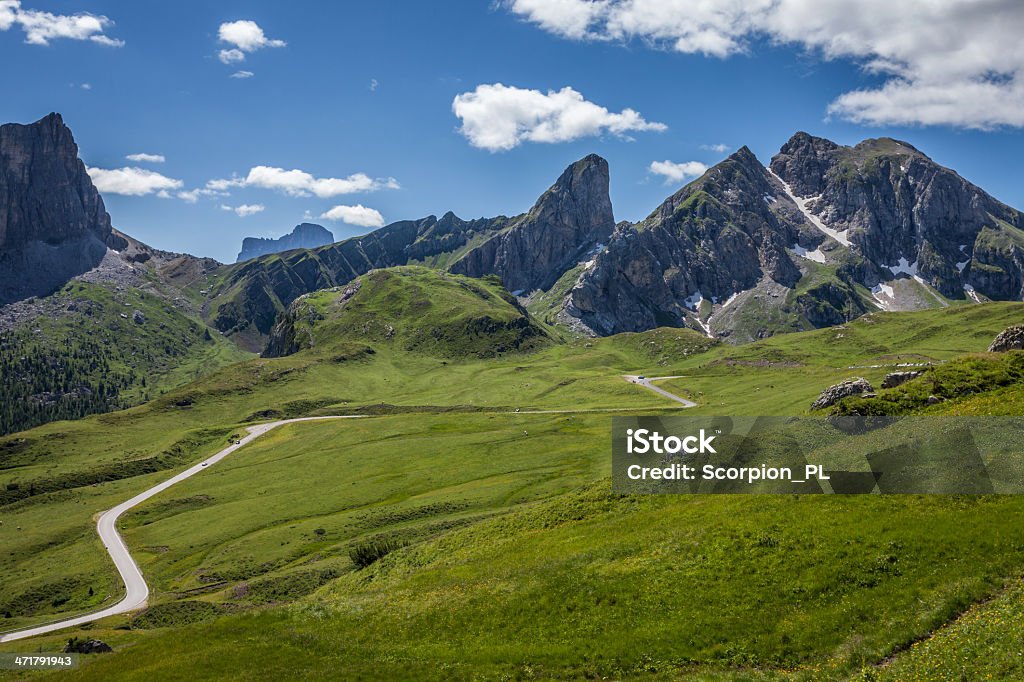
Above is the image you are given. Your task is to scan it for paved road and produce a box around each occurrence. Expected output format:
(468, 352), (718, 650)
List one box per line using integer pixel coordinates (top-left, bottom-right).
(623, 375), (697, 408)
(0, 416), (360, 643)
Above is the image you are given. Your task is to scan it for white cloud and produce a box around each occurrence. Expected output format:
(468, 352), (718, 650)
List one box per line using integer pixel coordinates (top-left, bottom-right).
(125, 152), (165, 163)
(649, 160), (707, 184)
(87, 166), (182, 196)
(452, 83), (666, 151)
(0, 1), (122, 46)
(218, 48), (245, 64)
(319, 204), (385, 228)
(370, 78), (378, 91)
(207, 166), (400, 198)
(508, 0), (1024, 129)
(177, 187), (225, 203)
(221, 203), (265, 217)
(701, 143), (729, 153)
(80, 82), (91, 90)
(230, 70), (254, 79)
(217, 19), (285, 63)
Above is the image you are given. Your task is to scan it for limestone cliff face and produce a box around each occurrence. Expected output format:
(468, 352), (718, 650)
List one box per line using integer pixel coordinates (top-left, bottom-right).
(0, 113), (114, 303)
(770, 133), (1024, 299)
(449, 154), (614, 293)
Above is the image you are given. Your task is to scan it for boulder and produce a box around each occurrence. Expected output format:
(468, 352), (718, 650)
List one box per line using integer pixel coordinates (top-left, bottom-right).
(989, 325), (1024, 352)
(811, 377), (874, 410)
(64, 638), (112, 654)
(882, 370), (923, 389)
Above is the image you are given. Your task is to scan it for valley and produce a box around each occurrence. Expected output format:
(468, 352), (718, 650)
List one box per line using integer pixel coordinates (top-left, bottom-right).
(2, 111), (1024, 680)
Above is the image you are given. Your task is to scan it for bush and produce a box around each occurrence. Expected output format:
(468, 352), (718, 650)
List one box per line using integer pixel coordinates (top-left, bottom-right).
(348, 538), (409, 569)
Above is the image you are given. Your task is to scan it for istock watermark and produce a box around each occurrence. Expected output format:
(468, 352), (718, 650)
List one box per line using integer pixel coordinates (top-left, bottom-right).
(612, 416), (1024, 494)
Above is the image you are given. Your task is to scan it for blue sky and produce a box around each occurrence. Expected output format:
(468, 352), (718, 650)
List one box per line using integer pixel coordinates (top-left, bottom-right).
(3, 0), (1023, 262)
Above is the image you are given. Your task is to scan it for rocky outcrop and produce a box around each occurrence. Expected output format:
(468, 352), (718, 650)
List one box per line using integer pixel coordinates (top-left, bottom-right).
(988, 325), (1024, 352)
(882, 371), (923, 389)
(236, 223), (335, 262)
(561, 147), (815, 335)
(450, 154), (614, 293)
(770, 133), (1024, 299)
(0, 113), (115, 303)
(811, 377), (873, 410)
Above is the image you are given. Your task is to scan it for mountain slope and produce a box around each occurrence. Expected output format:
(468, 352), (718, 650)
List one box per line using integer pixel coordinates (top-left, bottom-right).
(0, 114), (251, 435)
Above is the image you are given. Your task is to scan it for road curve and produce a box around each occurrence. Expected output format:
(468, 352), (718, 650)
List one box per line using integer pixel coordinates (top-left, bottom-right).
(623, 375), (697, 408)
(0, 416), (360, 643)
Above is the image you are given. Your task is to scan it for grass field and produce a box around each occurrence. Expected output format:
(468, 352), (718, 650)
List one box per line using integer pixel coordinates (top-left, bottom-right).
(1, 274), (1023, 680)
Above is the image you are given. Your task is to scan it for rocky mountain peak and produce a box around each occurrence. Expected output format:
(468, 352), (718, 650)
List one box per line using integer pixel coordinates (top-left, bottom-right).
(450, 154), (614, 294)
(0, 112), (114, 303)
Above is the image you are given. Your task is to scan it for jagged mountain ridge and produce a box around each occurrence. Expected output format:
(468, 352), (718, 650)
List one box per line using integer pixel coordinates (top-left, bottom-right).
(4, 112), (1023, 353)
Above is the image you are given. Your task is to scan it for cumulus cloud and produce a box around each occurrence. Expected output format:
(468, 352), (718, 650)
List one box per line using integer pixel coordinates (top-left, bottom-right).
(125, 152), (165, 163)
(508, 0), (1024, 129)
(649, 160), (707, 184)
(701, 143), (730, 153)
(221, 203), (265, 217)
(0, 1), (123, 46)
(177, 187), (224, 203)
(217, 19), (285, 63)
(207, 166), (400, 198)
(319, 204), (386, 228)
(218, 48), (245, 64)
(230, 70), (254, 79)
(452, 83), (666, 151)
(87, 166), (182, 196)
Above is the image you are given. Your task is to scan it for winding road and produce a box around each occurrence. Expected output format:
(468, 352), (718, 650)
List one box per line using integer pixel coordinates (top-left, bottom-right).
(1, 377), (691, 643)
(0, 416), (360, 643)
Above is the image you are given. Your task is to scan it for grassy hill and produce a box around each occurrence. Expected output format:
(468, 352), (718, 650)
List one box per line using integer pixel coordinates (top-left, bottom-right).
(1, 288), (1023, 680)
(265, 267), (553, 359)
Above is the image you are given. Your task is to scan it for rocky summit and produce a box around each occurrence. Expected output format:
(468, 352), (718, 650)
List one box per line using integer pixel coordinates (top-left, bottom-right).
(0, 113), (117, 303)
(236, 223), (336, 262)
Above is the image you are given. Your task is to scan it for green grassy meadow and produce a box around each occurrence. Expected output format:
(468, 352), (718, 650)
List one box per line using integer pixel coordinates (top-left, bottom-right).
(2, 271), (1024, 680)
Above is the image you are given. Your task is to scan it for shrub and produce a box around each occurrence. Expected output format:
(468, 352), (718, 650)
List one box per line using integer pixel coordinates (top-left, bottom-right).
(348, 538), (409, 569)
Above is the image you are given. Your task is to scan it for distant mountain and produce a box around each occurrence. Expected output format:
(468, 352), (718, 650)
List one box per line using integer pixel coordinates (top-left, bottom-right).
(0, 113), (119, 304)
(204, 154), (613, 347)
(236, 223), (335, 262)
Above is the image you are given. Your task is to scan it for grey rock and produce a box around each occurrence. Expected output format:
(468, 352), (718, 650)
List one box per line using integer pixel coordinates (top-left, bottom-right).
(0, 113), (114, 304)
(811, 377), (874, 410)
(132, 309), (145, 324)
(988, 325), (1024, 352)
(236, 223), (335, 262)
(881, 371), (923, 389)
(449, 154), (614, 293)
